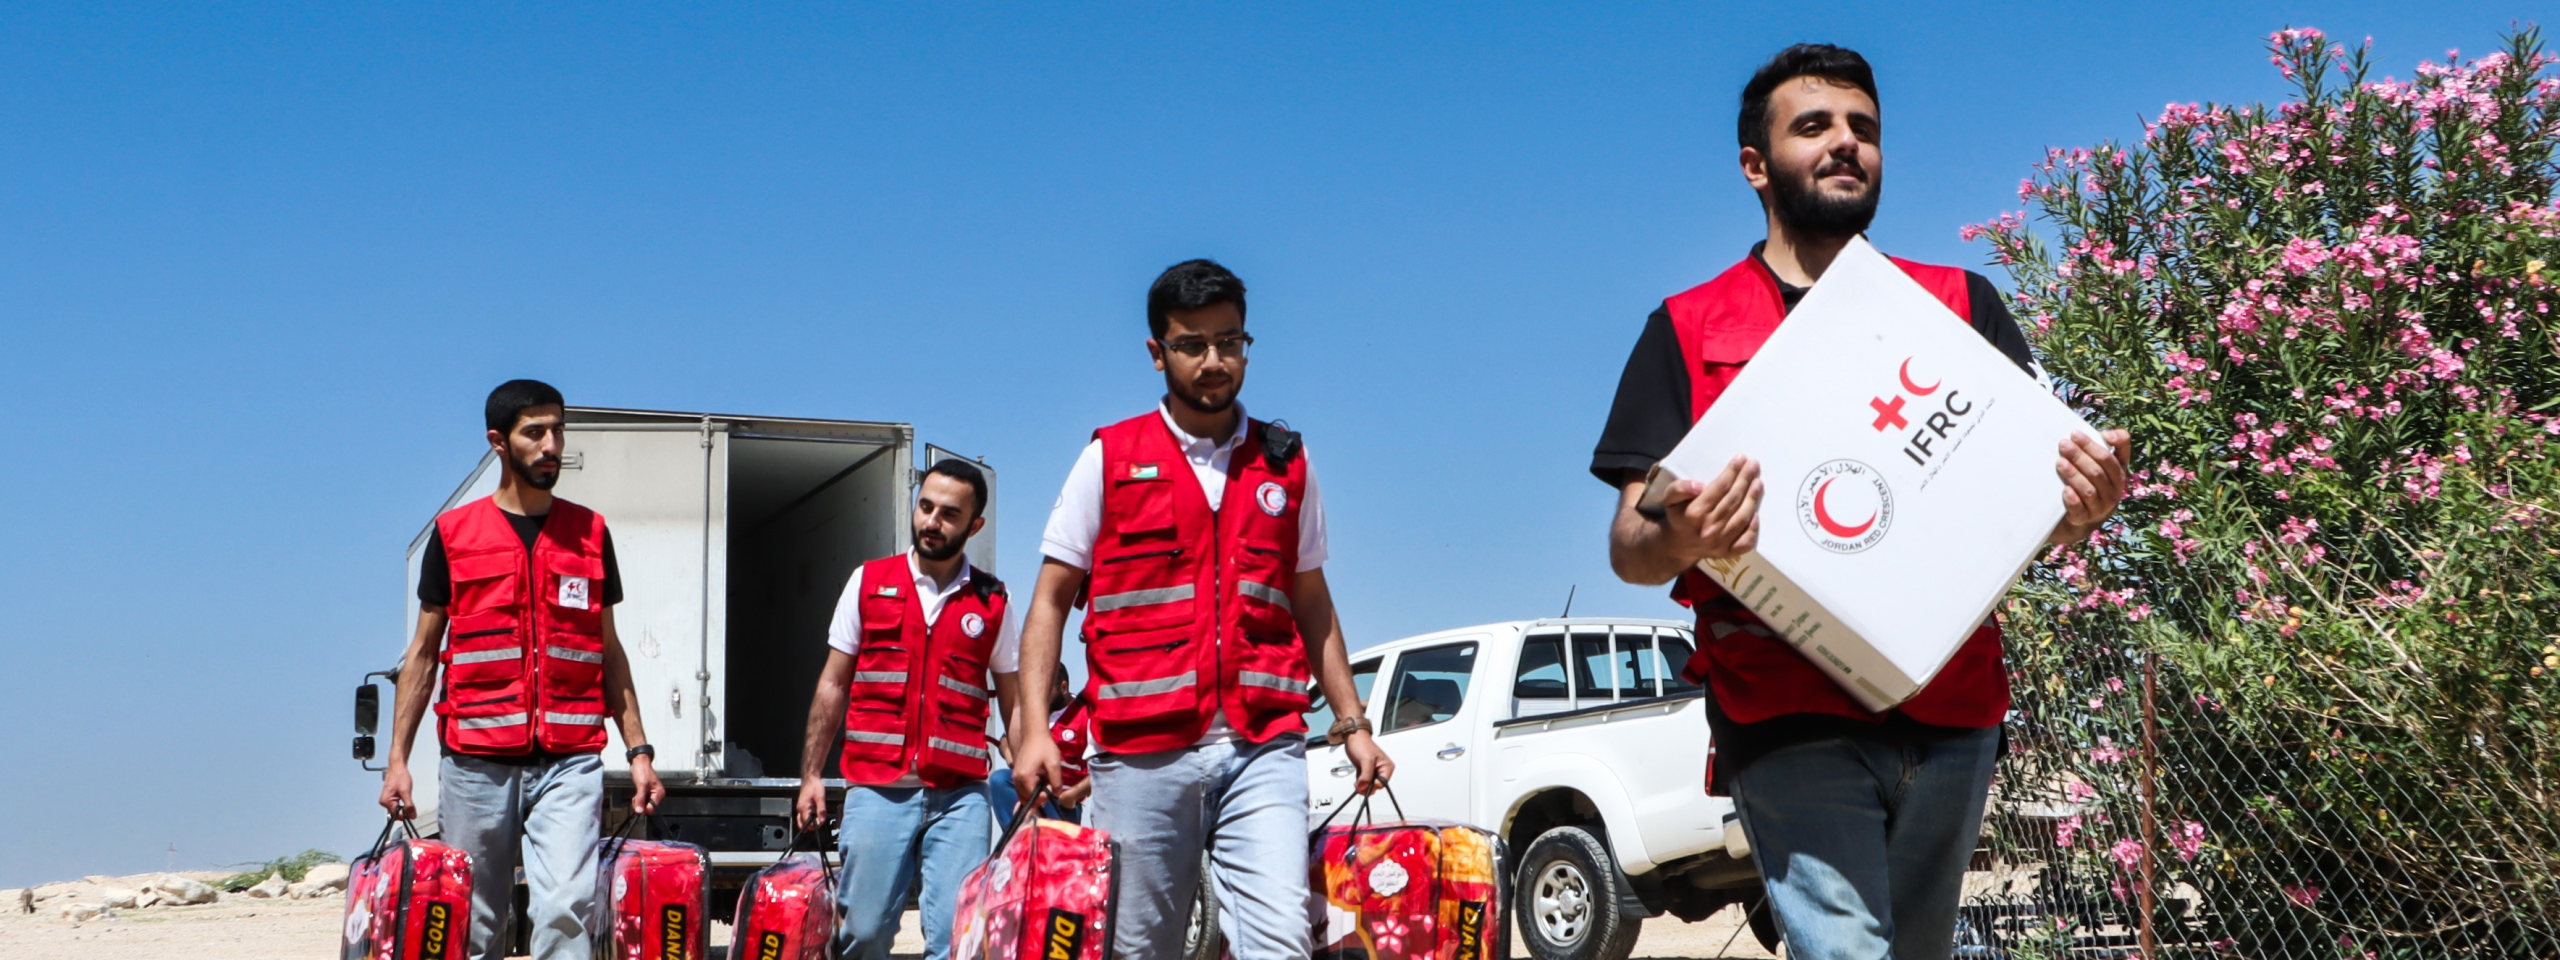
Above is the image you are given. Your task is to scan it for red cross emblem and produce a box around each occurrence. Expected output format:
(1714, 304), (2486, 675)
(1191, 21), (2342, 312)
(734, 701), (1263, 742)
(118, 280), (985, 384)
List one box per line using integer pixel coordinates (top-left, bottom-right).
(1869, 395), (1909, 432)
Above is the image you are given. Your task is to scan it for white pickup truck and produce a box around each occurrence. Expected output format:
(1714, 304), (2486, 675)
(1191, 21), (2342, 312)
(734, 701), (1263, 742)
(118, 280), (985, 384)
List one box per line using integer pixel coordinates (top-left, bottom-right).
(1298, 617), (1777, 960)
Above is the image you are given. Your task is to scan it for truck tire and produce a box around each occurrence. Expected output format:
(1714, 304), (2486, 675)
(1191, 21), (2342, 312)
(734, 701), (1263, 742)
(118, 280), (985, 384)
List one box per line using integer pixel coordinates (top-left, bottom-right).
(1184, 851), (1223, 960)
(1516, 826), (1642, 960)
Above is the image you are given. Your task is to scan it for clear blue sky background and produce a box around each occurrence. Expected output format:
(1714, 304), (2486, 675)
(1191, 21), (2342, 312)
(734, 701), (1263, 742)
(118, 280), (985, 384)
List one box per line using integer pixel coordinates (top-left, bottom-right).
(0, 2), (2536, 886)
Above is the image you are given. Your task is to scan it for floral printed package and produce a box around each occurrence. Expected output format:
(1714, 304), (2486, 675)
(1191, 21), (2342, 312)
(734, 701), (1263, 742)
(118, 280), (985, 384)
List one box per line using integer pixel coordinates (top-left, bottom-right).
(951, 818), (1120, 960)
(343, 820), (474, 960)
(1311, 819), (1506, 960)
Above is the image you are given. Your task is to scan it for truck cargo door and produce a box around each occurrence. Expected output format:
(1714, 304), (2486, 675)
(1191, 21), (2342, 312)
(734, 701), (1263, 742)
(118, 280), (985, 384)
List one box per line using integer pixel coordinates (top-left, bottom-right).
(923, 445), (996, 575)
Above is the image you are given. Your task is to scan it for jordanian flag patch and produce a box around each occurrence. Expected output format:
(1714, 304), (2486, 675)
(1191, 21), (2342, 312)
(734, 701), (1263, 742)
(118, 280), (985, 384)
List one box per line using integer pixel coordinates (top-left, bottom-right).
(1129, 463), (1160, 480)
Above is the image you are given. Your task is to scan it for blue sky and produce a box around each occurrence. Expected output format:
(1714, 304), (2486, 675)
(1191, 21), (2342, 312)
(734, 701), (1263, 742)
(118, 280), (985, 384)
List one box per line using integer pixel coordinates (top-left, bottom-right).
(0, 1), (2535, 886)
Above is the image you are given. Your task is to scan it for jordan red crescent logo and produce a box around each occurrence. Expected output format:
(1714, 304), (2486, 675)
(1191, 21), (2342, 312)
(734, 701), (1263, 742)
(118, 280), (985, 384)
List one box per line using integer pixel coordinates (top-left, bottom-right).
(1795, 460), (1893, 554)
(1898, 357), (1940, 396)
(1811, 477), (1876, 538)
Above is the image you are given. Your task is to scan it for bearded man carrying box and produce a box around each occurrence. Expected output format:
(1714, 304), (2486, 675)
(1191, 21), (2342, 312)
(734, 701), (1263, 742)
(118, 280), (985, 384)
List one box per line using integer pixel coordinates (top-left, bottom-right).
(1592, 44), (2131, 960)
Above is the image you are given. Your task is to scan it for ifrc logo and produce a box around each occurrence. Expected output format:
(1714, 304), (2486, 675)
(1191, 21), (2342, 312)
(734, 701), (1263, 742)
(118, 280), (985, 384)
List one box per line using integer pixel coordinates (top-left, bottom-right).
(1795, 459), (1893, 554)
(1870, 356), (1977, 469)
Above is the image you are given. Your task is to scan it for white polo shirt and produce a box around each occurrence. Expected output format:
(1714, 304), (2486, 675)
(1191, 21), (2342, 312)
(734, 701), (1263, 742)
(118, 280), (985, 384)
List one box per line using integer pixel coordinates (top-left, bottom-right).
(1039, 401), (1328, 747)
(824, 551), (1024, 669)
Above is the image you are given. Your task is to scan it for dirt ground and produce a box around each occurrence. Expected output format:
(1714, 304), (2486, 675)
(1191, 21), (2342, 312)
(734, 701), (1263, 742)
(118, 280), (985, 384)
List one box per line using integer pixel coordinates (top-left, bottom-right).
(0, 896), (1784, 959)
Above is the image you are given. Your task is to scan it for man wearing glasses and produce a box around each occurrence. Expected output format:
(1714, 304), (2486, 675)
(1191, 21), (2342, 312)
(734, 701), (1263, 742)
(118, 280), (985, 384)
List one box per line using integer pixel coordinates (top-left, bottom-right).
(1010, 259), (1392, 960)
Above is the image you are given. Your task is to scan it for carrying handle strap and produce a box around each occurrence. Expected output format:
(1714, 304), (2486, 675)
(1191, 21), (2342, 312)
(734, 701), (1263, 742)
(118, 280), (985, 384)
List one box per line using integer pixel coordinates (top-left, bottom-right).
(989, 783), (1055, 860)
(365, 815), (429, 861)
(1310, 774), (1403, 836)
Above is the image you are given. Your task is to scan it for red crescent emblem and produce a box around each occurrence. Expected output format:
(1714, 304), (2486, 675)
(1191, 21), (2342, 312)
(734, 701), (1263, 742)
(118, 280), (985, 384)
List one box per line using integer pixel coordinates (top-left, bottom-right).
(1899, 357), (1940, 396)
(1812, 477), (1877, 538)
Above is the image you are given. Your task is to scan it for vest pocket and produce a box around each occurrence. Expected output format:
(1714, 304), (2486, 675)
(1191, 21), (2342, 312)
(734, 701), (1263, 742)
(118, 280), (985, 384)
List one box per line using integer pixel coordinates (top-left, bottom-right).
(446, 552), (520, 616)
(444, 616), (525, 689)
(1106, 473), (1178, 539)
(542, 555), (606, 630)
(840, 703), (908, 765)
(1233, 541), (1298, 638)
(1232, 637), (1313, 714)
(1087, 626), (1200, 723)
(1089, 545), (1193, 631)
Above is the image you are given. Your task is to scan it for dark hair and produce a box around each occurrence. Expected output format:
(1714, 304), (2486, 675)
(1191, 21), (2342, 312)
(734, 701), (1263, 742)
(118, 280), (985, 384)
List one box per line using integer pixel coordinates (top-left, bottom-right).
(485, 379), (565, 434)
(923, 458), (990, 516)
(1146, 259), (1247, 340)
(1737, 44), (1879, 155)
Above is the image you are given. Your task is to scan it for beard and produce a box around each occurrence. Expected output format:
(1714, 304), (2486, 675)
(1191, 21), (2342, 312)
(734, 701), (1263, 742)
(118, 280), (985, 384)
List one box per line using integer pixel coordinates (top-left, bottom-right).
(1166, 372), (1237, 416)
(915, 527), (970, 562)
(509, 451), (561, 491)
(1769, 155), (1881, 240)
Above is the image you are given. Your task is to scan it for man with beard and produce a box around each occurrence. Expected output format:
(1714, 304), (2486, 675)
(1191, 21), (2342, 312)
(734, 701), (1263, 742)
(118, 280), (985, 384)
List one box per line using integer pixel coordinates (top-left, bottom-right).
(794, 458), (1019, 960)
(380, 379), (666, 960)
(1593, 46), (2130, 959)
(1008, 259), (1391, 960)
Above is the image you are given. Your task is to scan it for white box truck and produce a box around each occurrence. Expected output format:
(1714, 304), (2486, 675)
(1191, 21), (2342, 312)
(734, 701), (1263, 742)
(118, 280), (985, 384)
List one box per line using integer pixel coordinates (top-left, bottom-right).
(350, 406), (998, 922)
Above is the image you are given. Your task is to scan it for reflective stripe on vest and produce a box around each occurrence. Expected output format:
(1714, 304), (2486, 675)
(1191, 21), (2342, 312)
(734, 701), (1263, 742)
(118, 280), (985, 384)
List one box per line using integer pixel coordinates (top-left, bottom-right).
(457, 712), (528, 729)
(543, 711), (606, 726)
(1238, 670), (1301, 692)
(843, 730), (905, 746)
(939, 676), (989, 700)
(1236, 580), (1292, 612)
(545, 645), (603, 664)
(452, 647), (522, 665)
(853, 671), (908, 684)
(1091, 584), (1195, 612)
(929, 737), (990, 762)
(1097, 672), (1197, 699)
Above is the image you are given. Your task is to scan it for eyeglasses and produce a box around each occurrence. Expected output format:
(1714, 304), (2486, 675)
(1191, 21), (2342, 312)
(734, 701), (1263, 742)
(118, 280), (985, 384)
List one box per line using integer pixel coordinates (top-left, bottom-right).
(1157, 333), (1254, 360)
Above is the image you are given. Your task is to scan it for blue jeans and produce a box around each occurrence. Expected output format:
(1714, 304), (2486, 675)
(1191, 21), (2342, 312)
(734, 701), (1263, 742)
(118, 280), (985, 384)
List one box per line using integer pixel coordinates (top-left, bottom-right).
(1085, 734), (1310, 960)
(439, 751), (604, 960)
(833, 783), (992, 960)
(1730, 725), (1999, 960)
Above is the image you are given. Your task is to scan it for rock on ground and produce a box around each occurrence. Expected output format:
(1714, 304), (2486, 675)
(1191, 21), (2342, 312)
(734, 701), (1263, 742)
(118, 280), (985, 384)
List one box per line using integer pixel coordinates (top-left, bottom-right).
(246, 873), (290, 899)
(287, 863), (350, 900)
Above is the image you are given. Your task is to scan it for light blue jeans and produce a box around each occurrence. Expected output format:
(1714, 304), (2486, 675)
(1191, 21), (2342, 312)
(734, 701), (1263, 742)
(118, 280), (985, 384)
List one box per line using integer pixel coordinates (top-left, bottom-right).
(439, 751), (604, 960)
(1085, 734), (1310, 960)
(833, 783), (992, 960)
(1730, 725), (2000, 960)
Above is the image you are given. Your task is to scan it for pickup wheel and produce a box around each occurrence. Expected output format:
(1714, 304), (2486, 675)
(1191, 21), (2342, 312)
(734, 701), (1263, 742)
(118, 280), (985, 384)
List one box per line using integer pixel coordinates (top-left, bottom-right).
(1516, 826), (1642, 960)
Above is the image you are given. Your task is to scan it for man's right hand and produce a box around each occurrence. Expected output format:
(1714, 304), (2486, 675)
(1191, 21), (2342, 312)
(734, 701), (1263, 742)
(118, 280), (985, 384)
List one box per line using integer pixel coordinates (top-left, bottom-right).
(794, 777), (828, 833)
(1662, 455), (1763, 563)
(1009, 729), (1065, 810)
(379, 763), (415, 819)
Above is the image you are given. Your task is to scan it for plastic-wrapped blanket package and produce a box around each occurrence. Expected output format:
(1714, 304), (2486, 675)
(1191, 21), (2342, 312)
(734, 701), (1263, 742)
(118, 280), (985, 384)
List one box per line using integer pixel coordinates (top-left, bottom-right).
(730, 852), (835, 960)
(951, 817), (1120, 960)
(1311, 820), (1506, 960)
(593, 831), (710, 960)
(343, 821), (474, 960)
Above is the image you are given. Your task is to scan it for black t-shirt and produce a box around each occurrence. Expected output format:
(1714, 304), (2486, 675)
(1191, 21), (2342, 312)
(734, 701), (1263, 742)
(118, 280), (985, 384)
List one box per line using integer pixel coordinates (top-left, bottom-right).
(1589, 246), (2035, 787)
(1591, 246), (2036, 487)
(416, 509), (622, 608)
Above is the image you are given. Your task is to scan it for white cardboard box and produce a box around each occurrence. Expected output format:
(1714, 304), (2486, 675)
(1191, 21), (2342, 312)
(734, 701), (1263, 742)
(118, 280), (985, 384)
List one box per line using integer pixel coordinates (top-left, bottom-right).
(1640, 237), (2101, 711)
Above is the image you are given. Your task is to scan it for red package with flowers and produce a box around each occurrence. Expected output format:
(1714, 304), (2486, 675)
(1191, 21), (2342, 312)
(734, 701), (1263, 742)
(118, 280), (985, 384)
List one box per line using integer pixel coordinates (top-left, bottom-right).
(730, 849), (835, 960)
(593, 818), (710, 960)
(951, 801), (1120, 960)
(343, 818), (474, 960)
(1309, 790), (1507, 960)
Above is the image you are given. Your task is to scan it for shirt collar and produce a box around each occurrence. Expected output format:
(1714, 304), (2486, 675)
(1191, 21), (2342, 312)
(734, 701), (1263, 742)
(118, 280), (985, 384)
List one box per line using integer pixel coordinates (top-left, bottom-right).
(905, 549), (973, 597)
(1749, 241), (1812, 311)
(1157, 399), (1250, 453)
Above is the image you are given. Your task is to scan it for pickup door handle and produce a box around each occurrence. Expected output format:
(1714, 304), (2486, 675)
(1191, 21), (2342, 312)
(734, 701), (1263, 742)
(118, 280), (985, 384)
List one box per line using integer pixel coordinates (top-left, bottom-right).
(1436, 745), (1466, 760)
(1330, 763), (1355, 777)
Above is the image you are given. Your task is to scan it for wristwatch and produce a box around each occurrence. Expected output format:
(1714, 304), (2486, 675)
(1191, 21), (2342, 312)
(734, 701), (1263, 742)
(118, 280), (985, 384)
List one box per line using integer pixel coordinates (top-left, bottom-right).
(1326, 716), (1374, 741)
(626, 744), (656, 762)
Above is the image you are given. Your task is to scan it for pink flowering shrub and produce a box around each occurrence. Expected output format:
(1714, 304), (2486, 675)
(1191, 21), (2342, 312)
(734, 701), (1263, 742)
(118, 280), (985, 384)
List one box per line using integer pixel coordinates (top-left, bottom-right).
(1973, 27), (2560, 957)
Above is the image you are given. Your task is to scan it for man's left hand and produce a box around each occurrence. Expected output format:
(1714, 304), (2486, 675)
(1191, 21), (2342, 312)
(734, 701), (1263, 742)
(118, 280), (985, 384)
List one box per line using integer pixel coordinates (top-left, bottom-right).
(2051, 429), (2133, 545)
(1342, 731), (1395, 795)
(630, 756), (665, 815)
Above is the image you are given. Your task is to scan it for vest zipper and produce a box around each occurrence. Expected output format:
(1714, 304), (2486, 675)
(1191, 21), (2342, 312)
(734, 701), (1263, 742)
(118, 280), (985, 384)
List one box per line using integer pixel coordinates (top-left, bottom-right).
(523, 513), (544, 751)
(1101, 546), (1185, 564)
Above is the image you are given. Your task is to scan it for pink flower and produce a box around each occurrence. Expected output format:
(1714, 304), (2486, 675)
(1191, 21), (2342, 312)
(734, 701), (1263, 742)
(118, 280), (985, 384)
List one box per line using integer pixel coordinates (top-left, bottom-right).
(2175, 821), (2207, 861)
(2284, 882), (2323, 907)
(2056, 815), (2083, 849)
(2108, 837), (2147, 870)
(2090, 737), (2127, 764)
(2065, 781), (2097, 804)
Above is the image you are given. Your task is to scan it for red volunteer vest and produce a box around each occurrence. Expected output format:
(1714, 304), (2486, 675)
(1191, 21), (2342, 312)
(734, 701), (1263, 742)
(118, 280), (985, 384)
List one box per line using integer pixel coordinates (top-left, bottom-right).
(1082, 411), (1312, 754)
(1662, 255), (2010, 729)
(839, 554), (1007, 788)
(1050, 696), (1094, 787)
(433, 497), (613, 756)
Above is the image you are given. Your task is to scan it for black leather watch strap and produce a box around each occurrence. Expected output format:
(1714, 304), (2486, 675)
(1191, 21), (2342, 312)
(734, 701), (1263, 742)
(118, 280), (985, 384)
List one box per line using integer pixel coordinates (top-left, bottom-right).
(626, 744), (656, 762)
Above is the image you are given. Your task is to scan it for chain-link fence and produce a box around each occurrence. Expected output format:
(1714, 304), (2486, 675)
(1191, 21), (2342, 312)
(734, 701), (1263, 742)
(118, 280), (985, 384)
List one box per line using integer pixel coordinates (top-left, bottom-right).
(1961, 622), (2560, 960)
